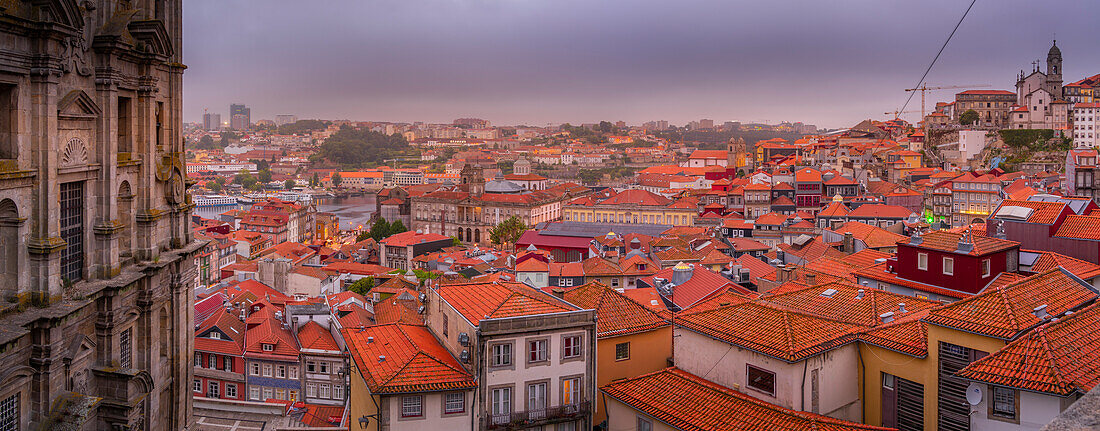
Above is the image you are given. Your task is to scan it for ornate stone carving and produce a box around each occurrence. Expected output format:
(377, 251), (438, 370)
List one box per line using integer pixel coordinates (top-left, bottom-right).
(61, 138), (89, 167)
(62, 36), (93, 77)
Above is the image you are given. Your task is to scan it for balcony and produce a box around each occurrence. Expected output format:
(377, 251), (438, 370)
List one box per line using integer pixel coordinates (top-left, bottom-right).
(483, 401), (590, 430)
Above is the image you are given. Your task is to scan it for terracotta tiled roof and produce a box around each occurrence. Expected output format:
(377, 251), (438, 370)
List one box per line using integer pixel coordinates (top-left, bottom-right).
(344, 324), (477, 394)
(906, 230), (1018, 256)
(244, 318), (300, 360)
(436, 281), (578, 326)
(846, 204), (913, 219)
(754, 212), (788, 226)
(1054, 214), (1100, 241)
(955, 302), (1100, 395)
(560, 282), (669, 337)
(1025, 250), (1100, 280)
(992, 199), (1068, 225)
(857, 311), (930, 357)
(854, 263), (971, 300)
(924, 269), (1098, 340)
(761, 282), (939, 326)
(297, 321), (340, 352)
(677, 301), (865, 362)
(601, 367), (892, 431)
(373, 297), (423, 326)
(381, 231), (451, 247)
(828, 221), (907, 249)
(642, 264), (755, 310)
(818, 202), (850, 217)
(195, 307), (246, 356)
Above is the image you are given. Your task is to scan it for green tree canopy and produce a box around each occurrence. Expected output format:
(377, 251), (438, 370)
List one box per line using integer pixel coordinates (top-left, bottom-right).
(331, 172), (343, 187)
(490, 216), (528, 246)
(370, 218), (391, 242)
(390, 220), (407, 235)
(319, 126), (409, 166)
(277, 119), (327, 135)
(257, 168), (273, 183)
(960, 109), (979, 126)
(347, 277), (374, 295)
(284, 179), (296, 190)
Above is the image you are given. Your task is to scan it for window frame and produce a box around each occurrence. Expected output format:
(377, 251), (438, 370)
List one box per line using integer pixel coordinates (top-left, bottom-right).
(527, 338), (549, 366)
(615, 342), (630, 361)
(981, 258), (991, 277)
(490, 342), (513, 368)
(942, 257), (954, 275)
(444, 392), (466, 415)
(917, 252), (928, 270)
(989, 386), (1020, 423)
(562, 334), (583, 361)
(401, 395), (423, 418)
(746, 364), (777, 396)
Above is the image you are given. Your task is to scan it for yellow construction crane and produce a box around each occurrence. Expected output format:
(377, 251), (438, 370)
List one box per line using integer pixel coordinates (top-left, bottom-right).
(885, 110), (922, 119)
(905, 84), (991, 119)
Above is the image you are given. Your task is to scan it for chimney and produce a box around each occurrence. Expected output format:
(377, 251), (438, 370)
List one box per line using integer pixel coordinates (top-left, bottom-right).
(805, 273), (817, 286)
(898, 303), (907, 314)
(777, 266), (794, 283)
(551, 288), (565, 299)
(879, 312), (895, 324)
(843, 232), (854, 253)
(855, 289), (865, 299)
(1032, 304), (1049, 319)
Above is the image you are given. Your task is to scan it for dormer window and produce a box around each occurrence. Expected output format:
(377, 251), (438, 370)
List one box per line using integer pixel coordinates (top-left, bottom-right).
(210, 332), (221, 340)
(262, 344), (274, 352)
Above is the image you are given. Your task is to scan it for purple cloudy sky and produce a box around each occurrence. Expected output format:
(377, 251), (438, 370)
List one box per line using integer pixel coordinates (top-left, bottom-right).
(182, 0), (1100, 129)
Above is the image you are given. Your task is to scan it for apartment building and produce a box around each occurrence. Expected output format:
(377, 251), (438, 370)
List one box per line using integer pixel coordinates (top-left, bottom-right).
(425, 281), (598, 430)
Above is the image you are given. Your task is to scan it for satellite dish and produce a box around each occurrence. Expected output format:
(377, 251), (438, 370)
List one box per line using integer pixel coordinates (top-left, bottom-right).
(965, 383), (983, 406)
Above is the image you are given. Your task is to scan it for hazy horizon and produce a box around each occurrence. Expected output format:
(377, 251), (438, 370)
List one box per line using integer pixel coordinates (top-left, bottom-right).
(182, 0), (1100, 129)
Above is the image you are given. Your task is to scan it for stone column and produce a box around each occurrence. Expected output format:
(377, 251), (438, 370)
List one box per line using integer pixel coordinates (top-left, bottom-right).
(93, 80), (121, 279)
(26, 64), (64, 303)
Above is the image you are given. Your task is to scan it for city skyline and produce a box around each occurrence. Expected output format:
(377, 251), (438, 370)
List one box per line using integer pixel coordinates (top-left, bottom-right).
(183, 0), (1100, 128)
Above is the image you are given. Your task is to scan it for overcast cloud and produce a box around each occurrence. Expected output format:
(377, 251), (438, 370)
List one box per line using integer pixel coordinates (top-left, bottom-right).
(183, 0), (1100, 128)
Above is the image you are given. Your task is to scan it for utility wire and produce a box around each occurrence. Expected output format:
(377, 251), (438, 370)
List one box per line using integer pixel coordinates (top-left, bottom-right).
(896, 0), (978, 119)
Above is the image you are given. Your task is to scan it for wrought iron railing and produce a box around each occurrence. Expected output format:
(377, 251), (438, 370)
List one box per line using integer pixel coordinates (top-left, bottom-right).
(483, 401), (590, 430)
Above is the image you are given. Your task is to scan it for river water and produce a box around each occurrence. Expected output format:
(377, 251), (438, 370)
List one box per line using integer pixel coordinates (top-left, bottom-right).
(193, 194), (377, 232)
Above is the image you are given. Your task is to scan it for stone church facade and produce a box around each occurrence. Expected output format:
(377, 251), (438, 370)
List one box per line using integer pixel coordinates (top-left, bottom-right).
(0, 0), (199, 429)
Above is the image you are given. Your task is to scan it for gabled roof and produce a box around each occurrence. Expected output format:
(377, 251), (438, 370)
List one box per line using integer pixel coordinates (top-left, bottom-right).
(828, 221), (907, 249)
(677, 301), (864, 362)
(991, 199), (1069, 225)
(924, 269), (1098, 340)
(195, 307), (246, 357)
(244, 318), (300, 360)
(343, 324), (477, 394)
(560, 282), (669, 338)
(373, 296), (424, 326)
(956, 302), (1100, 396)
(846, 204), (913, 219)
(1023, 249), (1100, 280)
(857, 311), (930, 357)
(436, 281), (578, 326)
(601, 367), (892, 431)
(905, 230), (1018, 256)
(1054, 214), (1100, 241)
(761, 282), (940, 327)
(297, 321), (340, 353)
(642, 264), (756, 309)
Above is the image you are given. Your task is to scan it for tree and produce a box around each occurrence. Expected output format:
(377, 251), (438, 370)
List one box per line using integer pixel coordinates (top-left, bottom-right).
(451, 236), (461, 246)
(331, 172), (343, 187)
(370, 218), (391, 242)
(497, 160), (515, 175)
(347, 277), (374, 295)
(390, 220), (407, 235)
(356, 230), (372, 242)
(257, 168), (273, 183)
(194, 135), (218, 150)
(489, 216), (528, 246)
(960, 109), (979, 126)
(208, 180), (222, 193)
(284, 179), (296, 190)
(311, 173), (320, 187)
(318, 126), (410, 166)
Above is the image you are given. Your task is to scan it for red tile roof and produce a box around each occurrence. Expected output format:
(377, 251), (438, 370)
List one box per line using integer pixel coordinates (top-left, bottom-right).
(343, 324), (477, 394)
(436, 281), (578, 326)
(828, 222), (907, 249)
(195, 307), (246, 357)
(957, 89), (1015, 95)
(761, 282), (940, 327)
(1025, 250), (1100, 280)
(373, 297), (424, 326)
(560, 282), (669, 337)
(297, 321), (340, 352)
(244, 318), (300, 360)
(857, 311), (929, 357)
(601, 367), (892, 431)
(677, 301), (865, 362)
(924, 269), (1098, 340)
(381, 231), (451, 247)
(846, 204), (913, 219)
(1054, 214), (1100, 241)
(956, 302), (1100, 395)
(992, 199), (1069, 225)
(905, 230), (1018, 256)
(643, 264), (756, 309)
